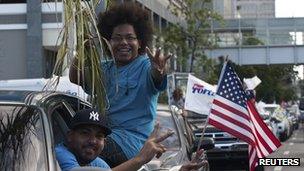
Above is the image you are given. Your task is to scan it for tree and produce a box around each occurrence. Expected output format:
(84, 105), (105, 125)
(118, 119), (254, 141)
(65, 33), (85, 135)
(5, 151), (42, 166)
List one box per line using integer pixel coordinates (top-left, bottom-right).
(299, 79), (304, 97)
(48, 0), (110, 115)
(160, 0), (223, 80)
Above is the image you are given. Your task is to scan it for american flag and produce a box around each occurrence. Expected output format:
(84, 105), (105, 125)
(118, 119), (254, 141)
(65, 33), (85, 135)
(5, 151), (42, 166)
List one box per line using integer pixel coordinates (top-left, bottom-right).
(208, 62), (281, 171)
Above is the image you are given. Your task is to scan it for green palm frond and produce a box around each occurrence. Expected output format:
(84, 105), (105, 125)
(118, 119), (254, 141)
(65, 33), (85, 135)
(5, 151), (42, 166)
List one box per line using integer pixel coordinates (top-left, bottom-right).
(45, 0), (111, 115)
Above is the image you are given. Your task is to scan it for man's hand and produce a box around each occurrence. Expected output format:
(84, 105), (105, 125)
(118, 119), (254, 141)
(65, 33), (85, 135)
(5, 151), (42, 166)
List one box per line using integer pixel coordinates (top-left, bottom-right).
(134, 123), (174, 165)
(179, 149), (208, 171)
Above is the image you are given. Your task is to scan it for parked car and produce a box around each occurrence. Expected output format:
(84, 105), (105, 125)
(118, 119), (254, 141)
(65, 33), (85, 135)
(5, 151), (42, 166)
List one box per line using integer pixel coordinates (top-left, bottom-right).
(263, 103), (291, 141)
(186, 111), (249, 170)
(0, 90), (213, 171)
(286, 104), (300, 130)
(0, 90), (92, 170)
(139, 105), (214, 171)
(256, 102), (280, 138)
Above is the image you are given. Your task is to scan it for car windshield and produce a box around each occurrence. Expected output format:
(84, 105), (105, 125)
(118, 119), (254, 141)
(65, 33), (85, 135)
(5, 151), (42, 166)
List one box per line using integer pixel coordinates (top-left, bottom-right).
(0, 104), (47, 171)
(264, 106), (278, 114)
(156, 110), (181, 150)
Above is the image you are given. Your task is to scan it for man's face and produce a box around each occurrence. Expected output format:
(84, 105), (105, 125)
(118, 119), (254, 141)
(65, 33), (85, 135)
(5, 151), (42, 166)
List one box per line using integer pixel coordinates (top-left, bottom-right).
(67, 125), (106, 165)
(110, 24), (140, 66)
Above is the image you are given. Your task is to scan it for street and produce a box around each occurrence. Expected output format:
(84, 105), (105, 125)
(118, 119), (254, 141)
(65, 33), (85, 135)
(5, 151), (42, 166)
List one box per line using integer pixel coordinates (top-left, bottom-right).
(265, 124), (304, 171)
(210, 124), (304, 171)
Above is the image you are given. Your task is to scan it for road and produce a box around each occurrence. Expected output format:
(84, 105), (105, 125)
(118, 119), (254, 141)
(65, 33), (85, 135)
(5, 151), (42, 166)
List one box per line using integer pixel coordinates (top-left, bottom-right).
(264, 124), (304, 171)
(210, 124), (304, 171)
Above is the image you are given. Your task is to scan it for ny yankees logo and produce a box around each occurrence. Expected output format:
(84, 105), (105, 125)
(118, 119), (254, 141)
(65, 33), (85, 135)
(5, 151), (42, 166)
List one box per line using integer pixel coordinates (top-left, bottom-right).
(89, 111), (99, 121)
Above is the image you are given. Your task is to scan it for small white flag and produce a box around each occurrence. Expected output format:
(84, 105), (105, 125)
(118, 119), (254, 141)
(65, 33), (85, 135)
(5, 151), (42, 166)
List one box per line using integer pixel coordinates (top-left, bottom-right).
(184, 74), (216, 115)
(243, 76), (261, 90)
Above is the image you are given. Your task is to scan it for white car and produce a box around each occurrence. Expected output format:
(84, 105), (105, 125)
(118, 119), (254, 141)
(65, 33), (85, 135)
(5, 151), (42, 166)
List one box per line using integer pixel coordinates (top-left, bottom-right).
(0, 76), (88, 101)
(262, 103), (291, 141)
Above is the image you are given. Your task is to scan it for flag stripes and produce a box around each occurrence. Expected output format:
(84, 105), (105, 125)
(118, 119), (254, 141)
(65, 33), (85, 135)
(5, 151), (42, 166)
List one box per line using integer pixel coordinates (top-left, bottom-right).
(208, 61), (281, 171)
(247, 101), (281, 155)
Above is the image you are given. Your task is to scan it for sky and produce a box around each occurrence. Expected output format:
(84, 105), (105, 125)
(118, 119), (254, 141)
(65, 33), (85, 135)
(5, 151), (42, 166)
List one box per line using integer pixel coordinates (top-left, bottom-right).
(276, 0), (304, 79)
(275, 0), (304, 17)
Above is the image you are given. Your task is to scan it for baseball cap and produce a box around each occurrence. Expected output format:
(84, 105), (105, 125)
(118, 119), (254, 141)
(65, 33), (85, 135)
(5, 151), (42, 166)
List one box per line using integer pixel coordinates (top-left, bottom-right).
(70, 108), (112, 136)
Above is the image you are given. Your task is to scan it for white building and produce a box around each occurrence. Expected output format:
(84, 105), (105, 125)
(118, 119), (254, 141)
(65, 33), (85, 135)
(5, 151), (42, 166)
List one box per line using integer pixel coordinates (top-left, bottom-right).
(213, 0), (275, 19)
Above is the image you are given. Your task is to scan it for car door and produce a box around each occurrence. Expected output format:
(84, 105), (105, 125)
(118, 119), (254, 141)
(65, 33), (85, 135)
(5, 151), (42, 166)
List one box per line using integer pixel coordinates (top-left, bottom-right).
(42, 94), (90, 143)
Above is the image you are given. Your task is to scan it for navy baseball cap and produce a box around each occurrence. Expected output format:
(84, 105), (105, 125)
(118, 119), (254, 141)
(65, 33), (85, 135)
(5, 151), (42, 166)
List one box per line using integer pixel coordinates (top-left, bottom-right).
(70, 108), (112, 136)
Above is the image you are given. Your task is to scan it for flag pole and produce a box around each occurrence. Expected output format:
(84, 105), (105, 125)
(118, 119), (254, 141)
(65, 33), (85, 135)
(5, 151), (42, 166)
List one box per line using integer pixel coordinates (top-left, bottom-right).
(195, 56), (229, 152)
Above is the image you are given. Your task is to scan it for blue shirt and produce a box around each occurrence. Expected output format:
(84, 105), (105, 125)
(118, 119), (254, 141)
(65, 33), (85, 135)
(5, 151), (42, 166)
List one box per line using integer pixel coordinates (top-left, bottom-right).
(55, 143), (110, 171)
(103, 55), (167, 159)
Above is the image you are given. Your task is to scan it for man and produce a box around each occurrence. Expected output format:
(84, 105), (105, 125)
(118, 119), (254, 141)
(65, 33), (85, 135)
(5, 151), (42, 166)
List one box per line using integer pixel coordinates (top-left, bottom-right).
(55, 108), (173, 171)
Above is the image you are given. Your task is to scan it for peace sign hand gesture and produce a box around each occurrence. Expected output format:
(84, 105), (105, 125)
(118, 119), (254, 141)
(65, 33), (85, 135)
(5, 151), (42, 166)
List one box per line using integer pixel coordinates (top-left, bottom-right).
(135, 123), (174, 165)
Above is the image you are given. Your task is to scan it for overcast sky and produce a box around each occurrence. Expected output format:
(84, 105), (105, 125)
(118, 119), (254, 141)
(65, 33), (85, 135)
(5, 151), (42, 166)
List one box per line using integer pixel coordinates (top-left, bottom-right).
(276, 0), (304, 79)
(276, 0), (304, 17)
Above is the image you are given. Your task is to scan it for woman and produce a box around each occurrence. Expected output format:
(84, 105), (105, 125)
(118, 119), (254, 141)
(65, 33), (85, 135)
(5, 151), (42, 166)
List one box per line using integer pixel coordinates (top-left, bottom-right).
(70, 2), (171, 167)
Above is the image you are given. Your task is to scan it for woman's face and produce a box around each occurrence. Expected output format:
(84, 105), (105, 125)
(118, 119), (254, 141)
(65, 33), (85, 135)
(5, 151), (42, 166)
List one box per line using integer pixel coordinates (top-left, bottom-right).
(110, 24), (140, 66)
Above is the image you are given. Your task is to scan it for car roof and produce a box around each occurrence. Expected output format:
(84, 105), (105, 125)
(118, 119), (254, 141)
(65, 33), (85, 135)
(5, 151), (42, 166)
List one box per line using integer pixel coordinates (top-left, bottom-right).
(0, 90), (81, 106)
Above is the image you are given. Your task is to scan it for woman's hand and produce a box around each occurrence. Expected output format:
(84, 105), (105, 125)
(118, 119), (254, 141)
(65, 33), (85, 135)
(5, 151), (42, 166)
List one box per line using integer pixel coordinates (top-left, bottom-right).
(146, 47), (172, 75)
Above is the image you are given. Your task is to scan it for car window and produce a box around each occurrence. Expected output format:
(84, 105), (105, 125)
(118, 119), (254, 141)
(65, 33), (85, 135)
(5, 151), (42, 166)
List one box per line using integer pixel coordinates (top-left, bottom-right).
(50, 101), (76, 144)
(0, 104), (47, 170)
(156, 110), (181, 150)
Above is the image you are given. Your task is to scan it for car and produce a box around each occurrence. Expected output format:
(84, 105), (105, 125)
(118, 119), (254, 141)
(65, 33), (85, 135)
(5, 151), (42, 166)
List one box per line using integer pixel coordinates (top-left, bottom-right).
(139, 105), (214, 171)
(256, 102), (280, 138)
(0, 90), (213, 171)
(263, 104), (292, 141)
(0, 90), (92, 171)
(286, 104), (300, 130)
(186, 111), (249, 170)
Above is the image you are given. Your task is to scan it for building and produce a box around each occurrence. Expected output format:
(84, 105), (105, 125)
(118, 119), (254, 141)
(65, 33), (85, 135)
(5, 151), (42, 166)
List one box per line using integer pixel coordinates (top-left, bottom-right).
(0, 0), (180, 80)
(213, 0), (275, 19)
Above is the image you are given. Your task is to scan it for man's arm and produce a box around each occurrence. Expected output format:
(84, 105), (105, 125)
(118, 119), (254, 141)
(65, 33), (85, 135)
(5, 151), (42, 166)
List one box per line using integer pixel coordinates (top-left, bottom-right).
(112, 123), (174, 171)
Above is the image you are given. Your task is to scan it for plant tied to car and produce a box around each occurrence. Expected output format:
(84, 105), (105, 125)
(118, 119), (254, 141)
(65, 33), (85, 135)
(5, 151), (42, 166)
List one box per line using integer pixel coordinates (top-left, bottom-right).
(45, 0), (111, 115)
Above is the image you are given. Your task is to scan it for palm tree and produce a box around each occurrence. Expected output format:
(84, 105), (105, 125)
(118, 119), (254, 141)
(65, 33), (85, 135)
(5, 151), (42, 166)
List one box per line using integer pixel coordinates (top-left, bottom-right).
(46, 0), (111, 115)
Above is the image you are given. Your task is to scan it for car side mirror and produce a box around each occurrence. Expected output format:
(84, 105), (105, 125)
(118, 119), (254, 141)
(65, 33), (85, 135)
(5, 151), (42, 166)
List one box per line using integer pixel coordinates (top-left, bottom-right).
(192, 137), (214, 152)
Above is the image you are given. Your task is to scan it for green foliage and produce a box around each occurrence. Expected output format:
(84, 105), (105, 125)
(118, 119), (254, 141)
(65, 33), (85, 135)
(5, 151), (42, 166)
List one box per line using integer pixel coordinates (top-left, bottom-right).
(243, 36), (265, 45)
(209, 35), (299, 103)
(158, 91), (168, 104)
(299, 79), (304, 97)
(160, 0), (223, 78)
(47, 0), (109, 115)
(242, 33), (265, 45)
(230, 64), (298, 103)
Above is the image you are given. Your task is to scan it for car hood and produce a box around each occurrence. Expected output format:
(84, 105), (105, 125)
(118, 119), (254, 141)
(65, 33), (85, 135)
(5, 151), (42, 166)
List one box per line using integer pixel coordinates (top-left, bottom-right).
(138, 149), (186, 171)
